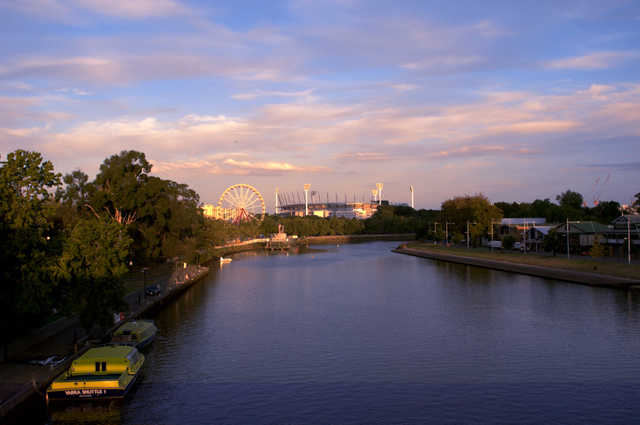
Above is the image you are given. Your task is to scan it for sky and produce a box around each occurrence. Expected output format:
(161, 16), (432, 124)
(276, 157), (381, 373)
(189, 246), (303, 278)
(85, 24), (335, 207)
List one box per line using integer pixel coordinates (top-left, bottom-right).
(1, 0), (639, 212)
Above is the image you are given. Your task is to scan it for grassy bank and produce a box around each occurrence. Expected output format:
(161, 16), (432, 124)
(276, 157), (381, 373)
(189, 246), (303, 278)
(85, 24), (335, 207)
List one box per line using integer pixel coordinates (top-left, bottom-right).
(406, 242), (640, 281)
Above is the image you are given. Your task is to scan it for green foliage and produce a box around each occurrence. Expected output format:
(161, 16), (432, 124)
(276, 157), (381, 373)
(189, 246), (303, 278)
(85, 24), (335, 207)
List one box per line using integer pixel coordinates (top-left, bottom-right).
(587, 201), (621, 223)
(556, 189), (584, 210)
(57, 216), (132, 332)
(589, 238), (606, 261)
(439, 193), (503, 245)
(0, 150), (62, 340)
(86, 150), (152, 224)
(502, 233), (517, 250)
(541, 228), (560, 253)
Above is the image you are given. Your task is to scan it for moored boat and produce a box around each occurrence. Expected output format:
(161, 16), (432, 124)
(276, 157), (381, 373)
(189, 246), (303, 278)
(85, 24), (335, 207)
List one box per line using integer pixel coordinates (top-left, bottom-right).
(111, 320), (157, 349)
(46, 344), (145, 401)
(220, 257), (233, 263)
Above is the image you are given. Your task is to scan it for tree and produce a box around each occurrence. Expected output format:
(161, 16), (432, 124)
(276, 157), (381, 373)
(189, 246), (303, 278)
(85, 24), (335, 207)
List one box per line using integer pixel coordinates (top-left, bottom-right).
(56, 216), (132, 332)
(440, 193), (503, 245)
(86, 150), (151, 224)
(502, 233), (516, 250)
(528, 198), (554, 218)
(495, 201), (528, 218)
(541, 228), (560, 254)
(590, 200), (621, 224)
(588, 237), (606, 262)
(0, 150), (61, 340)
(556, 189), (583, 210)
(54, 169), (92, 231)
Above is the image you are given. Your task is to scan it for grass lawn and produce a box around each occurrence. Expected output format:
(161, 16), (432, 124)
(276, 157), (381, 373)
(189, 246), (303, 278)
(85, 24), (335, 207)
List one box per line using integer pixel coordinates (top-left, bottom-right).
(405, 242), (640, 281)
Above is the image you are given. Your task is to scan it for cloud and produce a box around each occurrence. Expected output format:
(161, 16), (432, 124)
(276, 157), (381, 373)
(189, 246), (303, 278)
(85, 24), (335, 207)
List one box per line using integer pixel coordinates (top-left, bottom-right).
(426, 145), (506, 158)
(224, 159), (331, 173)
(338, 152), (391, 161)
(545, 51), (636, 70)
(75, 0), (189, 19)
(231, 88), (316, 101)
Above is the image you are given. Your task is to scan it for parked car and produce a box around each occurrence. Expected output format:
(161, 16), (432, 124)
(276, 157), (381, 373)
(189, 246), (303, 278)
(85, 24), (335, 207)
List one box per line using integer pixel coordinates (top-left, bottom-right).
(146, 284), (161, 296)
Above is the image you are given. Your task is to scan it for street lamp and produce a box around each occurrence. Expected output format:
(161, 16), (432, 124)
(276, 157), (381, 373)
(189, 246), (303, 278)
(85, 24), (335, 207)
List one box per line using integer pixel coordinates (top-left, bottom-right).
(467, 221), (476, 249)
(142, 267), (149, 299)
(566, 218), (570, 259)
(445, 221), (455, 245)
(376, 183), (383, 205)
(304, 184), (310, 216)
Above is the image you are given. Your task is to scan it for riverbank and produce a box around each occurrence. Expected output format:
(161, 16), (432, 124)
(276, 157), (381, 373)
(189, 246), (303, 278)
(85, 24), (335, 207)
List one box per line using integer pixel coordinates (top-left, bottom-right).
(394, 243), (640, 287)
(299, 233), (414, 244)
(0, 264), (209, 424)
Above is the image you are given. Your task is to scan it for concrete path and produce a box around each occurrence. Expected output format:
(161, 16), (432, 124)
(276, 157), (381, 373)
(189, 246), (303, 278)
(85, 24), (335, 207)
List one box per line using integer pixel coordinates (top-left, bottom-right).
(394, 247), (640, 287)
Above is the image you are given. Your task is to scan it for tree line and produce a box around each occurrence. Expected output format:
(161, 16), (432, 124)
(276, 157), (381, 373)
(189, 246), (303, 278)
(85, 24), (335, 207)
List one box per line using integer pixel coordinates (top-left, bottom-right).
(0, 150), (368, 341)
(1, 149), (637, 341)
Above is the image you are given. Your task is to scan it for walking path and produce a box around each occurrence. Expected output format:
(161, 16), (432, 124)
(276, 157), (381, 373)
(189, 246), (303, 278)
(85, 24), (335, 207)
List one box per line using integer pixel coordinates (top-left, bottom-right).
(0, 263), (210, 423)
(394, 247), (640, 287)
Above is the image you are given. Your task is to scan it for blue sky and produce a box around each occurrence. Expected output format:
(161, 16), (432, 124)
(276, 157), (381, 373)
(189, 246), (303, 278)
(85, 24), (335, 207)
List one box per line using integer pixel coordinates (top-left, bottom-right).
(1, 0), (638, 211)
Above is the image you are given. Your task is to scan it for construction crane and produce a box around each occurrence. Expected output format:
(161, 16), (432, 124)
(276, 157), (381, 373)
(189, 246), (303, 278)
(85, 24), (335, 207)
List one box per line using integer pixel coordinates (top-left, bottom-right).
(583, 177), (600, 207)
(593, 173), (611, 206)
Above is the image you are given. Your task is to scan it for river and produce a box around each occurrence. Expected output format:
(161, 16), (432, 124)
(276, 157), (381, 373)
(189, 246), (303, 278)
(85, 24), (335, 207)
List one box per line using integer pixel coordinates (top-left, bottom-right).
(42, 241), (640, 424)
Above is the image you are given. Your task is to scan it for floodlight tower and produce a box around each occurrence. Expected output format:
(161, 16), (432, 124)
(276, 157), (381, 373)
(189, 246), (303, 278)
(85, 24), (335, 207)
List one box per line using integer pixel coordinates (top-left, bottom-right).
(372, 189), (378, 203)
(410, 186), (414, 209)
(304, 184), (311, 216)
(275, 187), (279, 214)
(376, 183), (383, 205)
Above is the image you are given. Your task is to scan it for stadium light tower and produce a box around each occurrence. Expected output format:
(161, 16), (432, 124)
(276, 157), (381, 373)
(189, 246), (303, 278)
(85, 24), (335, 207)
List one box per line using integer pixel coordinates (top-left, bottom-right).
(376, 183), (383, 205)
(372, 189), (378, 203)
(304, 184), (311, 216)
(275, 187), (279, 214)
(410, 186), (414, 209)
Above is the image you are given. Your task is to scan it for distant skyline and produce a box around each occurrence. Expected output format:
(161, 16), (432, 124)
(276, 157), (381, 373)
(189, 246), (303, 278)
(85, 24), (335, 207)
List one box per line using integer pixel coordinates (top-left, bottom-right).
(1, 0), (639, 211)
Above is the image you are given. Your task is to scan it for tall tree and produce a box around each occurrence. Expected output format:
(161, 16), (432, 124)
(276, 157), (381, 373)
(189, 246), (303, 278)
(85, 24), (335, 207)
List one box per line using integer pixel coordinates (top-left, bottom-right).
(0, 150), (61, 339)
(440, 193), (503, 244)
(556, 189), (584, 210)
(86, 150), (151, 224)
(56, 216), (132, 332)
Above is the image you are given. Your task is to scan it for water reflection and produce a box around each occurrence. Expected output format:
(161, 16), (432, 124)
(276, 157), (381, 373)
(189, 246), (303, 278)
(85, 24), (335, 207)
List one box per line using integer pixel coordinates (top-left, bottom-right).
(39, 241), (640, 424)
(49, 401), (123, 425)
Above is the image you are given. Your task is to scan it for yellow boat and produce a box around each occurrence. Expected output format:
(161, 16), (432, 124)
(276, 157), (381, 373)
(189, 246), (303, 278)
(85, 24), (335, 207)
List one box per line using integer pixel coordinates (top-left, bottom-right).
(46, 344), (144, 401)
(111, 319), (157, 349)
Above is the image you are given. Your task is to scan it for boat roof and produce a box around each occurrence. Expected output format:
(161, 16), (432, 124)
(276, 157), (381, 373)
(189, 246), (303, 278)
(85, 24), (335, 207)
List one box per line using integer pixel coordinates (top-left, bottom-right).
(114, 320), (154, 334)
(78, 344), (137, 360)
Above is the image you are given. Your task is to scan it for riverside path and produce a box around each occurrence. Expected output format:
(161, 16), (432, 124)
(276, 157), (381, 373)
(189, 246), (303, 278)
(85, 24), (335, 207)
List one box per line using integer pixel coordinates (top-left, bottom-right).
(0, 263), (209, 423)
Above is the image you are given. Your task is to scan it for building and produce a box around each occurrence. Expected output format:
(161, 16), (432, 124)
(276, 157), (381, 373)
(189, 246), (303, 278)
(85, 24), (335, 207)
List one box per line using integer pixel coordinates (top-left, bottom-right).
(277, 201), (381, 219)
(600, 214), (640, 258)
(554, 221), (610, 254)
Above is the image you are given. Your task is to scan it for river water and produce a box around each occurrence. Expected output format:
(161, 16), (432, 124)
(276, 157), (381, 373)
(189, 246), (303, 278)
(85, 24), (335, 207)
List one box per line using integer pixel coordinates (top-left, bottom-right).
(42, 241), (640, 424)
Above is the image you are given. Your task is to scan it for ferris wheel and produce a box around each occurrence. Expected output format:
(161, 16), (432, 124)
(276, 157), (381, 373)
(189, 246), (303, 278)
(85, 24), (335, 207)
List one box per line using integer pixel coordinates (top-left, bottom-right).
(218, 184), (265, 225)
